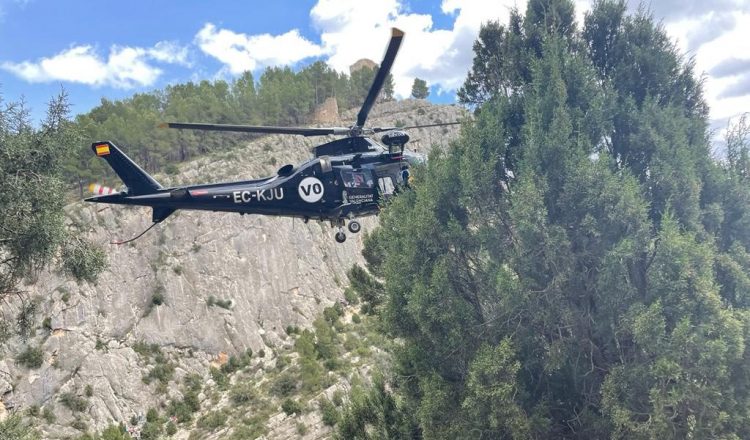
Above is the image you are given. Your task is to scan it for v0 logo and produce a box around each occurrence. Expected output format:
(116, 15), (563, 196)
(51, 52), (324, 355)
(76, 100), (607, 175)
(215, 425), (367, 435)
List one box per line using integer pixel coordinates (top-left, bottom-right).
(298, 177), (324, 203)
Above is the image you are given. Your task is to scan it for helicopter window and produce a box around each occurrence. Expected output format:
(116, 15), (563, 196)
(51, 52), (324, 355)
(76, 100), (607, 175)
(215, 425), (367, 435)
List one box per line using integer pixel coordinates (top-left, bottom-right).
(341, 169), (374, 188)
(378, 177), (396, 195)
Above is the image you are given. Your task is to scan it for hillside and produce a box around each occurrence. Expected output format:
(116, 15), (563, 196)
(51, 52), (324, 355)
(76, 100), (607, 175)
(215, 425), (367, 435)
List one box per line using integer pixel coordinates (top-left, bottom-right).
(2, 100), (466, 439)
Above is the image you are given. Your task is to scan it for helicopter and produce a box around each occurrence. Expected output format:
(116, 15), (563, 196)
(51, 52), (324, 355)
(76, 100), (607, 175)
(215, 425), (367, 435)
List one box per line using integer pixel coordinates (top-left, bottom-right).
(85, 28), (458, 243)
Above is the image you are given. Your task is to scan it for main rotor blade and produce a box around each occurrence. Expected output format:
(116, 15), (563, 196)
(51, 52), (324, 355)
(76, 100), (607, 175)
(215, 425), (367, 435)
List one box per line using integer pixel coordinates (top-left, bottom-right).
(398, 121), (463, 130)
(356, 28), (404, 128)
(160, 122), (350, 137)
(371, 121), (463, 133)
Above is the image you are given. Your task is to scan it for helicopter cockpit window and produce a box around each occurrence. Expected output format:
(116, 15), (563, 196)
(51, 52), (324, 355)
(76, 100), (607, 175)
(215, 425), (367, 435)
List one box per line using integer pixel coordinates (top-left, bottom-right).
(341, 169), (374, 189)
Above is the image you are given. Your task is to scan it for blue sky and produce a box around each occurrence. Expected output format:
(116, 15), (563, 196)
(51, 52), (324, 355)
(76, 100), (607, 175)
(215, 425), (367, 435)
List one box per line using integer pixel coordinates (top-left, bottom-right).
(0, 0), (747, 140)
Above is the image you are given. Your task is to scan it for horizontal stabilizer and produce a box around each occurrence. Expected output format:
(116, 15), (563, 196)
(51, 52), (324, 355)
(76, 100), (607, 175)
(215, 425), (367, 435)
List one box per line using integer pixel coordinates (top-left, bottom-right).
(153, 207), (176, 223)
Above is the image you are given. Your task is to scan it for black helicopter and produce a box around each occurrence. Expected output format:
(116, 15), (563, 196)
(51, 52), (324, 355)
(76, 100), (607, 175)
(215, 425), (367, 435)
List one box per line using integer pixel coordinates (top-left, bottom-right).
(86, 28), (457, 243)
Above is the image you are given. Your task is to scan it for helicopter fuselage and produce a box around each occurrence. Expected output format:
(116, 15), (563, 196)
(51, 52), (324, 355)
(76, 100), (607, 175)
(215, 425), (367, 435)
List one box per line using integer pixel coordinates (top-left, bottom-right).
(86, 138), (419, 225)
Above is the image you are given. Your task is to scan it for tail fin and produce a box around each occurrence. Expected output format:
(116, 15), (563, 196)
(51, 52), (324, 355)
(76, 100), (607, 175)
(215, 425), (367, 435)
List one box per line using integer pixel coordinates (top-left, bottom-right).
(91, 141), (161, 195)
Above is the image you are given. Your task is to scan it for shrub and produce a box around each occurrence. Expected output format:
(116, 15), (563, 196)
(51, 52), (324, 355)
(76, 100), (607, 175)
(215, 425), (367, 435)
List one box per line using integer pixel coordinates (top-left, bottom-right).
(143, 362), (175, 385)
(133, 341), (161, 359)
(16, 300), (39, 340)
(85, 384), (93, 397)
(42, 317), (52, 331)
(99, 423), (130, 440)
(71, 418), (88, 431)
(184, 373), (203, 393)
(167, 400), (193, 424)
(151, 290), (165, 306)
(0, 415), (36, 439)
(184, 390), (201, 413)
(351, 313), (361, 324)
(324, 358), (340, 371)
(95, 339), (106, 351)
(313, 318), (339, 360)
(165, 421), (177, 435)
(43, 405), (56, 423)
(281, 398), (303, 416)
(230, 382), (257, 406)
(257, 349), (265, 358)
(299, 357), (325, 393)
(285, 325), (299, 335)
(332, 390), (344, 407)
(276, 355), (290, 370)
(344, 287), (359, 305)
(197, 410), (228, 430)
(230, 424), (268, 440)
(59, 392), (88, 413)
(210, 367), (229, 390)
(165, 163), (180, 175)
(16, 345), (43, 369)
(146, 407), (159, 423)
(323, 304), (343, 325)
(221, 355), (241, 374)
(27, 405), (40, 417)
(296, 422), (308, 435)
(319, 398), (340, 426)
(141, 420), (163, 440)
(222, 350), (252, 374)
(270, 371), (298, 397)
(207, 296), (233, 309)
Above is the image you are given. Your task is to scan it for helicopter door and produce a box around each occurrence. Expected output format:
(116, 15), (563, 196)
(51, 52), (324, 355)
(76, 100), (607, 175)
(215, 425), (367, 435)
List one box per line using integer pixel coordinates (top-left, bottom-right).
(378, 176), (396, 196)
(339, 168), (376, 205)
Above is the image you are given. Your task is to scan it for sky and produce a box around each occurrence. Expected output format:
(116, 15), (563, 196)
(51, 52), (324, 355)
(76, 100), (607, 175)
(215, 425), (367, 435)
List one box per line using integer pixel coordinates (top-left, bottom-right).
(0, 0), (747, 142)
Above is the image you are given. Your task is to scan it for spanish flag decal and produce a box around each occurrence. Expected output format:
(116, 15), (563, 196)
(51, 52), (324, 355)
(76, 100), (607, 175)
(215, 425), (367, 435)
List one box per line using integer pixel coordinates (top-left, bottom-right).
(95, 144), (110, 156)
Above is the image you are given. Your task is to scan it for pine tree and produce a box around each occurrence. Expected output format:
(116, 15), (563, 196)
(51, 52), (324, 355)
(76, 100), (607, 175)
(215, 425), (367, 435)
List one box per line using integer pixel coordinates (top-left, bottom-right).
(410, 78), (429, 99)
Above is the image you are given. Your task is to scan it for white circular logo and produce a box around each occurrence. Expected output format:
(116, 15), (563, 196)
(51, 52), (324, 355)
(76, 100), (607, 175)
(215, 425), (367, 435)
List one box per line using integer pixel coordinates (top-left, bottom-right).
(298, 177), (325, 203)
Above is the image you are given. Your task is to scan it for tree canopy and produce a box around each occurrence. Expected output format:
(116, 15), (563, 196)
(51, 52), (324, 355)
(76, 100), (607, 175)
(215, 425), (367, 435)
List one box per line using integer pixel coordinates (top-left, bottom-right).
(0, 92), (106, 340)
(411, 78), (429, 99)
(342, 1), (750, 438)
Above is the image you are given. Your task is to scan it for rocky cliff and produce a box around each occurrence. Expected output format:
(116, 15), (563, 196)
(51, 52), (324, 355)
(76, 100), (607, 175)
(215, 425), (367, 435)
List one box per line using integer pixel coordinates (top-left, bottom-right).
(2, 100), (466, 439)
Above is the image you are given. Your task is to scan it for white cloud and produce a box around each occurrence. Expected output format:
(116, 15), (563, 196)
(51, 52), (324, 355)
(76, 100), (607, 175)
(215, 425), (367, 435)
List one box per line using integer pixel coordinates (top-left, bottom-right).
(148, 41), (191, 66)
(1, 41), (189, 88)
(195, 1), (518, 99)
(665, 11), (750, 123)
(306, 0), (519, 99)
(195, 23), (323, 74)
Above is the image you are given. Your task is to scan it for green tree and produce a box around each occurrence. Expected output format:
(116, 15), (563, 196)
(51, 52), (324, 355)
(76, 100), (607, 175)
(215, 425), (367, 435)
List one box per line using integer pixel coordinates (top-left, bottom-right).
(383, 74), (395, 101)
(1, 92), (106, 337)
(342, 1), (750, 438)
(410, 78), (429, 99)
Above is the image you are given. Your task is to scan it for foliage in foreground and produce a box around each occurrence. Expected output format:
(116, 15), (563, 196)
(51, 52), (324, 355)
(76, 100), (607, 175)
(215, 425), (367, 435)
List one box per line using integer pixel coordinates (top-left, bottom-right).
(0, 93), (106, 340)
(343, 0), (750, 439)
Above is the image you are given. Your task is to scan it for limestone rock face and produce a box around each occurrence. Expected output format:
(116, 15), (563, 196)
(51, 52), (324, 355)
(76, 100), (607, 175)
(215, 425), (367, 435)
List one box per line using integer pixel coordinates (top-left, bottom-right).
(2, 100), (466, 438)
(312, 97), (341, 125)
